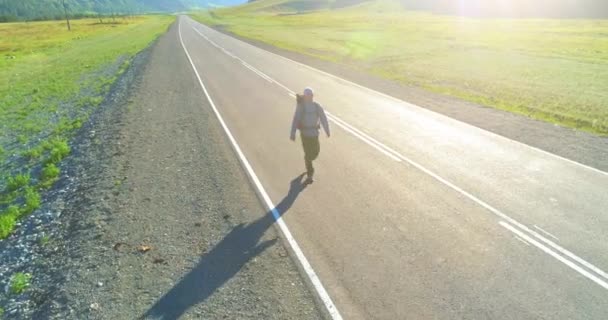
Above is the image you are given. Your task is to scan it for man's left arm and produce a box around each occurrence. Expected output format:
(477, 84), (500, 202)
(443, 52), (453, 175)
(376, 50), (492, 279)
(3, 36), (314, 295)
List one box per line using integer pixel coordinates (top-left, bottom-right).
(319, 105), (330, 138)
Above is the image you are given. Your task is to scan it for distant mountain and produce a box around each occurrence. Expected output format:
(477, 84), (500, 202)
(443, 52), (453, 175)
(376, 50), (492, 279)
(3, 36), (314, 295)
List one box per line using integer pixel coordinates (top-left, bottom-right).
(183, 0), (245, 9)
(0, 0), (246, 21)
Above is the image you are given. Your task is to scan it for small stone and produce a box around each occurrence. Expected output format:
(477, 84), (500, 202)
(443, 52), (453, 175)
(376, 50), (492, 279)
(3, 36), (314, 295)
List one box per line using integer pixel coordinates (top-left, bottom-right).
(90, 302), (101, 311)
(97, 282), (103, 287)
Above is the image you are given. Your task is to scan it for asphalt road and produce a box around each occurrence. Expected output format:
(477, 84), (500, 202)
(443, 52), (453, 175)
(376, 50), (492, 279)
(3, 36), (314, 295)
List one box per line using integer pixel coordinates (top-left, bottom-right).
(177, 16), (608, 319)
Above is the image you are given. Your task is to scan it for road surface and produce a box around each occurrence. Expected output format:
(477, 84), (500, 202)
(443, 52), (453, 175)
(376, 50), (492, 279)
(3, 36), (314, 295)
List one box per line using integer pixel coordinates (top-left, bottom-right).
(176, 16), (608, 319)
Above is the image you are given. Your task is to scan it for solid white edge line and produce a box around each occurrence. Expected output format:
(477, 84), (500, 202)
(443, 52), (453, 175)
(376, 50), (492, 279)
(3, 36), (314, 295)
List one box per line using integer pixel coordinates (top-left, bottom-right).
(500, 221), (608, 290)
(178, 19), (343, 320)
(186, 17), (608, 290)
(188, 18), (608, 177)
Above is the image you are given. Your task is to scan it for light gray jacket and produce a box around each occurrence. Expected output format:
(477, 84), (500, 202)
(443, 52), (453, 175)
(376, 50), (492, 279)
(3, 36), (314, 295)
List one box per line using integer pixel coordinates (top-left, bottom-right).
(290, 101), (330, 138)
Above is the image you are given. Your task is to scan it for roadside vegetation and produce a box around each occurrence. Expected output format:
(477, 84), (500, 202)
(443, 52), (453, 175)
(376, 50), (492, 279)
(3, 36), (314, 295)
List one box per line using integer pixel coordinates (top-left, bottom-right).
(9, 272), (32, 295)
(0, 15), (174, 239)
(191, 0), (608, 134)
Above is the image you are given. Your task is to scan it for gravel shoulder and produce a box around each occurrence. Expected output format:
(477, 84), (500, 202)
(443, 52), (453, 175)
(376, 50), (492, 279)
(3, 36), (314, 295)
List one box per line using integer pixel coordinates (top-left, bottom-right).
(207, 24), (608, 173)
(1, 21), (321, 319)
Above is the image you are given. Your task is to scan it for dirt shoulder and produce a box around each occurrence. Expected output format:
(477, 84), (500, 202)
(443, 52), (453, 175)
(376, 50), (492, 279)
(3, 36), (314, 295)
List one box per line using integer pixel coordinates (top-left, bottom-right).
(207, 24), (608, 173)
(2, 21), (321, 319)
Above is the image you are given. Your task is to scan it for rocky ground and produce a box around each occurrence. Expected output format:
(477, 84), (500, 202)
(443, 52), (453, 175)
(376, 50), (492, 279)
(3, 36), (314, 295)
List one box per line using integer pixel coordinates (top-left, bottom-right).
(0, 22), (321, 319)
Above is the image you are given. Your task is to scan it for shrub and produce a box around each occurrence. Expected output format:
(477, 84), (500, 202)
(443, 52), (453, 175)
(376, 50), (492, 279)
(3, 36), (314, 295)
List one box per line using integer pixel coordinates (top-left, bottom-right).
(42, 163), (60, 180)
(0, 207), (18, 239)
(23, 147), (43, 160)
(7, 173), (30, 192)
(17, 135), (28, 144)
(39, 234), (50, 246)
(9, 272), (32, 294)
(22, 187), (41, 215)
(47, 139), (70, 164)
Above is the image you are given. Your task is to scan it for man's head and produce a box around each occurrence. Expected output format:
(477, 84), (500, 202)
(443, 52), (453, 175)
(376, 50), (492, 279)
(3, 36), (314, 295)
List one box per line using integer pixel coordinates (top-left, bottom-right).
(303, 87), (314, 103)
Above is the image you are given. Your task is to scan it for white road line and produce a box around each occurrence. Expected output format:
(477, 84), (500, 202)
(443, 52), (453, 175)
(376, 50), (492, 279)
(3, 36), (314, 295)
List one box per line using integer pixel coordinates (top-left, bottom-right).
(326, 112), (405, 160)
(242, 62), (273, 82)
(188, 18), (608, 177)
(221, 48), (237, 59)
(178, 19), (343, 320)
(268, 77), (296, 95)
(326, 114), (401, 162)
(500, 221), (608, 290)
(527, 227), (608, 281)
(245, 63), (274, 83)
(515, 235), (531, 246)
(186, 18), (608, 290)
(534, 225), (559, 241)
(190, 23), (298, 93)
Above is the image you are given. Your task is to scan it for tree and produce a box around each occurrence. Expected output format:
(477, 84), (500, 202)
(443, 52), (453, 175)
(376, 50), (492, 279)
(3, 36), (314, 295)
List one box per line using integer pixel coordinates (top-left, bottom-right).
(61, 0), (71, 30)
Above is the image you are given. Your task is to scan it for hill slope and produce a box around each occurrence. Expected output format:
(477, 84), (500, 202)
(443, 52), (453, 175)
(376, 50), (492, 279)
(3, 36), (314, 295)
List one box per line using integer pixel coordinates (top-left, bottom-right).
(236, 0), (608, 18)
(0, 0), (245, 21)
(399, 0), (608, 18)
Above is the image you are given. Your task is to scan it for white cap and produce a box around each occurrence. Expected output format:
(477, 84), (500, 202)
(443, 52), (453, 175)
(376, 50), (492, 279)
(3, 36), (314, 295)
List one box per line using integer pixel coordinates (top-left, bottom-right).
(303, 87), (314, 96)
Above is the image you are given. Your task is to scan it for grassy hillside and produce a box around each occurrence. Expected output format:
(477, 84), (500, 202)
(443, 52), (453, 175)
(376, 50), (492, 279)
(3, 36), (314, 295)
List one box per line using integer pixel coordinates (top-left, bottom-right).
(0, 15), (174, 238)
(399, 0), (608, 18)
(0, 0), (244, 21)
(191, 0), (608, 134)
(0, 0), (159, 21)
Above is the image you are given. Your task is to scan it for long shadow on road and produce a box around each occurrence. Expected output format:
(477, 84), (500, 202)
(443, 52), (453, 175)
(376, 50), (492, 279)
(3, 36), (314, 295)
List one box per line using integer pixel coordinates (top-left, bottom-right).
(141, 173), (308, 320)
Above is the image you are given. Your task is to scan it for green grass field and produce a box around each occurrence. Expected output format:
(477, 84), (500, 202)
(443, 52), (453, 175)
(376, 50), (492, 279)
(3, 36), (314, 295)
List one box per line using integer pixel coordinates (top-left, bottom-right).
(0, 15), (174, 238)
(191, 0), (608, 134)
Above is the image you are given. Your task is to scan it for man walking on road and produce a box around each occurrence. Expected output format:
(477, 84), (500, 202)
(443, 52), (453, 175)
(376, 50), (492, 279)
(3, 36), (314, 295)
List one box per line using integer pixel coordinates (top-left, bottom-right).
(290, 87), (330, 184)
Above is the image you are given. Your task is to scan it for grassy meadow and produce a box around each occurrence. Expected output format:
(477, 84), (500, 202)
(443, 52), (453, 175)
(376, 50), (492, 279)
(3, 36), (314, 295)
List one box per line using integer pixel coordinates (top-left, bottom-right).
(191, 0), (608, 134)
(0, 15), (174, 238)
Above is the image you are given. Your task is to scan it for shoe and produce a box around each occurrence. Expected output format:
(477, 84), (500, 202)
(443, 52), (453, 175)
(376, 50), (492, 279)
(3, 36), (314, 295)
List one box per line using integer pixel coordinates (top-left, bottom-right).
(304, 175), (314, 185)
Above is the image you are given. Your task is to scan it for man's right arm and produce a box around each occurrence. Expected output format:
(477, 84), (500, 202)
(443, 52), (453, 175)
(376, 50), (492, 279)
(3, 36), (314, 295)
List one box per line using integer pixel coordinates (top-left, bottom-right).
(290, 105), (301, 141)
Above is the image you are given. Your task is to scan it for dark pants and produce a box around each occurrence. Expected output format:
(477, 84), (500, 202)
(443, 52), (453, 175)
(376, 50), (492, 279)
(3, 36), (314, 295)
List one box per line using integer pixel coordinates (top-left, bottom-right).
(301, 135), (320, 177)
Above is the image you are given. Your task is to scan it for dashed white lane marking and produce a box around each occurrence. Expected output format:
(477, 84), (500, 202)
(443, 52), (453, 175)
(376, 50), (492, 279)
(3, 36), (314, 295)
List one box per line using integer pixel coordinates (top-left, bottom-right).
(325, 113), (402, 162)
(186, 18), (608, 291)
(534, 225), (560, 241)
(178, 19), (344, 320)
(515, 235), (531, 246)
(242, 61), (273, 82)
(326, 113), (401, 162)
